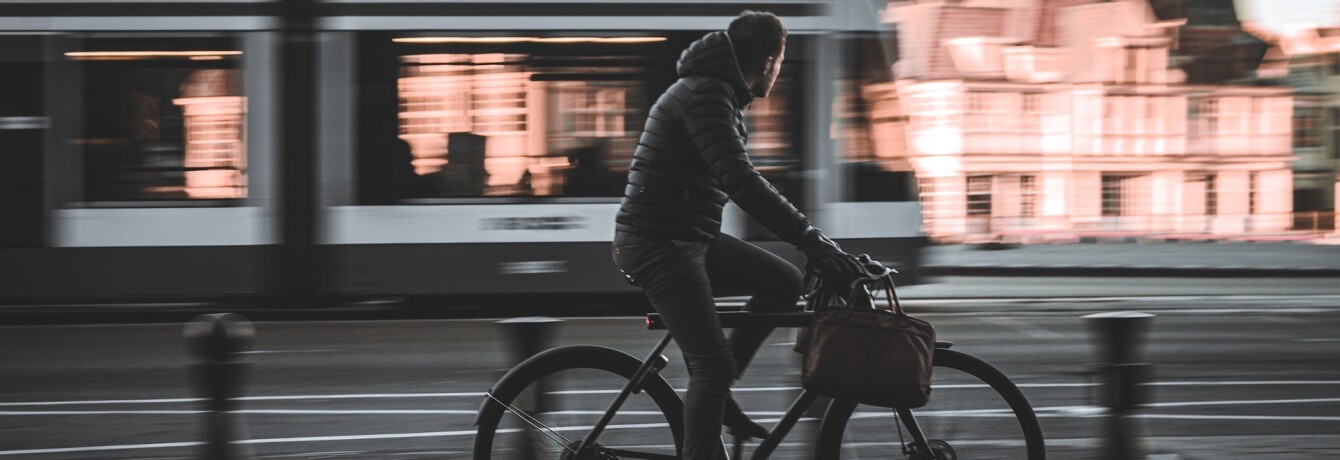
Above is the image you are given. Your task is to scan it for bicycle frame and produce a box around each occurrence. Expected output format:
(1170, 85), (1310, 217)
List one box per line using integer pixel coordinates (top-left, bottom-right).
(573, 327), (940, 460)
(576, 332), (675, 455)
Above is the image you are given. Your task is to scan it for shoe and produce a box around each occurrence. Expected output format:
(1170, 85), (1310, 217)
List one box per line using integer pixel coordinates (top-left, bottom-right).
(722, 397), (770, 440)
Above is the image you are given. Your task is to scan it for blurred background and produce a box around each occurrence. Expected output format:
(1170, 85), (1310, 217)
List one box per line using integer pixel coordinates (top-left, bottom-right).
(0, 0), (1338, 458)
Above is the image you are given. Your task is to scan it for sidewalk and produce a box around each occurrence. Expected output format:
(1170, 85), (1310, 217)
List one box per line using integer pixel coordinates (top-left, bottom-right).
(920, 241), (1340, 278)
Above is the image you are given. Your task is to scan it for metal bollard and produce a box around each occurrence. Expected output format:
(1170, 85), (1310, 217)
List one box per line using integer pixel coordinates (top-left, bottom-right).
(184, 313), (256, 460)
(1083, 311), (1155, 460)
(497, 317), (562, 460)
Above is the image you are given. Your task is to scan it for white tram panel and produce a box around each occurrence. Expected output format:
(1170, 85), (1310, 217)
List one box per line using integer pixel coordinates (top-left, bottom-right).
(326, 204), (618, 245)
(0, 0), (280, 31)
(317, 0), (847, 33)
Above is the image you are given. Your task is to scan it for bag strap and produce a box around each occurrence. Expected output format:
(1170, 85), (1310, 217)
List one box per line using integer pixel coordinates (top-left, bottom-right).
(881, 273), (906, 317)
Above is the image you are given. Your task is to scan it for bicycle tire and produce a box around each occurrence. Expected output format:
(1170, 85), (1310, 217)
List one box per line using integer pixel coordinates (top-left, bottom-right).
(815, 348), (1046, 459)
(473, 345), (685, 459)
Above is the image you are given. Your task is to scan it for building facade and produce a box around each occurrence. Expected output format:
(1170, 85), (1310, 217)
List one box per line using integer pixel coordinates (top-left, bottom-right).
(873, 0), (1296, 243)
(1255, 25), (1340, 234)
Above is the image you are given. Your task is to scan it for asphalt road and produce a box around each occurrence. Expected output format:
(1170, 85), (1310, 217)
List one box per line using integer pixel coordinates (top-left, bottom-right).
(2, 277), (1339, 459)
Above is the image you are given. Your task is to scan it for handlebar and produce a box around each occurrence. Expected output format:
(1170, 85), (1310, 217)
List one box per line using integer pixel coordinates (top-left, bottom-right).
(803, 254), (897, 298)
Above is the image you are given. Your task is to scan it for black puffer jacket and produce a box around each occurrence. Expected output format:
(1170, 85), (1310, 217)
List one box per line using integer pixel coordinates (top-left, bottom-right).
(615, 31), (813, 245)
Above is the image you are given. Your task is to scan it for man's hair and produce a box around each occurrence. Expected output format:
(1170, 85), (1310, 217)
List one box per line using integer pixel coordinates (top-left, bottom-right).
(728, 10), (787, 75)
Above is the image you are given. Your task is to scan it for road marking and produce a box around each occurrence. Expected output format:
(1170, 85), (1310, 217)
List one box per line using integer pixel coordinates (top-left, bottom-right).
(5, 380), (1340, 408)
(1147, 397), (1340, 408)
(0, 393), (485, 407)
(0, 431), (482, 455)
(241, 392), (486, 401)
(0, 398), (201, 407)
(9, 396), (1339, 418)
(0, 410), (200, 415)
(4, 407), (1338, 457)
(1136, 414), (1340, 422)
(0, 409), (483, 416)
(0, 441), (204, 457)
(1144, 380), (1340, 387)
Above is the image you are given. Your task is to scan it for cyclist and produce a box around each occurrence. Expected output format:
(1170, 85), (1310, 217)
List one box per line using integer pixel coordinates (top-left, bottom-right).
(612, 11), (864, 460)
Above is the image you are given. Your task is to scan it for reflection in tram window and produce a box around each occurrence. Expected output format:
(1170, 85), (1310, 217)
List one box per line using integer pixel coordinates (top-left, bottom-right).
(396, 49), (643, 198)
(73, 40), (246, 201)
(355, 33), (801, 201)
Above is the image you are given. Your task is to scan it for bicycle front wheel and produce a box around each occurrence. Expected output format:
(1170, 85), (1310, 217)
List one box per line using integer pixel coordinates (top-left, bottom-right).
(473, 345), (685, 460)
(815, 348), (1046, 459)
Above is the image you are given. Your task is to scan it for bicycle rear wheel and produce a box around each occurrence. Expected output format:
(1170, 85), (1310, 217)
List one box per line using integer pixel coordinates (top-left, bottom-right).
(815, 349), (1046, 459)
(473, 345), (685, 460)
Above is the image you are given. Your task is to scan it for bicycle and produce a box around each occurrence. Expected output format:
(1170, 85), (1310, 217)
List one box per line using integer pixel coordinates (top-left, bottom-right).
(473, 273), (1046, 459)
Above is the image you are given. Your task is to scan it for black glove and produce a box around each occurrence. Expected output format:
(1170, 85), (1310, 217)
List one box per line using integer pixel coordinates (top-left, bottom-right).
(798, 228), (864, 277)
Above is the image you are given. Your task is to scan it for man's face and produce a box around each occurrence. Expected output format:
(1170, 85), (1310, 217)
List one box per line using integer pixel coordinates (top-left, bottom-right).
(753, 42), (785, 98)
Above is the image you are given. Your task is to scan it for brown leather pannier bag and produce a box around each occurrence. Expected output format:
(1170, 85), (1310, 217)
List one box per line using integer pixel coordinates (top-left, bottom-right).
(799, 273), (935, 408)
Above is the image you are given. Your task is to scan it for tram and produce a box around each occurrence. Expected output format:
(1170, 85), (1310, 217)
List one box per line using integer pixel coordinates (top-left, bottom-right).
(0, 0), (926, 306)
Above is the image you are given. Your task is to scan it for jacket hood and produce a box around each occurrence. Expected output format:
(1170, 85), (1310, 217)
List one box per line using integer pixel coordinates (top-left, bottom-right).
(676, 31), (755, 107)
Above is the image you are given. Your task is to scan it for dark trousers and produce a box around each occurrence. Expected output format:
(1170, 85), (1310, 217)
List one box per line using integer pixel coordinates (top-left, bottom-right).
(612, 231), (803, 460)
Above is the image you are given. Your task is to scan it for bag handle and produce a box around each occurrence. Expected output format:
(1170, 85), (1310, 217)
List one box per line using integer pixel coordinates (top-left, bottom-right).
(881, 273), (907, 317)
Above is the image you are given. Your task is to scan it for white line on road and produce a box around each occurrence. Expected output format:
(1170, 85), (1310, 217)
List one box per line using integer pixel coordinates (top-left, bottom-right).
(5, 405), (1338, 457)
(0, 423), (679, 457)
(0, 410), (200, 415)
(8, 381), (1340, 407)
(0, 393), (485, 407)
(1137, 414), (1340, 422)
(242, 392), (486, 401)
(0, 398), (201, 407)
(0, 409), (483, 416)
(8, 396), (1340, 418)
(0, 441), (204, 457)
(1147, 397), (1340, 408)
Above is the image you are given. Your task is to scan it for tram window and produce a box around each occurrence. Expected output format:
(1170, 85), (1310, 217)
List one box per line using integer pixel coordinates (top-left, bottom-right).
(354, 32), (801, 203)
(73, 37), (246, 202)
(834, 35), (917, 202)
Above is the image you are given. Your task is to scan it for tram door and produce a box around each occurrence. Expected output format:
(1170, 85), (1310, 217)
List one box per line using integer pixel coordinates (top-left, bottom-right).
(0, 36), (47, 248)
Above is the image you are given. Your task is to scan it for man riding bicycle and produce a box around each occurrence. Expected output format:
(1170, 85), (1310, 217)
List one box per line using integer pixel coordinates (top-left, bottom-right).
(611, 11), (864, 460)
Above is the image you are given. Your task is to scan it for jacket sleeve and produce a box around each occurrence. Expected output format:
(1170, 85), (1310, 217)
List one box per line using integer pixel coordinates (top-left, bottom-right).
(682, 82), (813, 246)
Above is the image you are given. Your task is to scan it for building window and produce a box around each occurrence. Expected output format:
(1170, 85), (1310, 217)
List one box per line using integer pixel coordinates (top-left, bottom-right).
(1101, 174), (1136, 217)
(1295, 110), (1321, 148)
(967, 175), (992, 216)
(74, 37), (247, 201)
(1205, 173), (1217, 216)
(1020, 175), (1037, 218)
(1198, 98), (1218, 135)
(1332, 108), (1340, 159)
(1248, 172), (1258, 215)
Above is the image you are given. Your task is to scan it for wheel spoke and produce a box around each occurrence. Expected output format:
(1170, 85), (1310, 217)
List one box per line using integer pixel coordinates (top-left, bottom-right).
(488, 391), (579, 455)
